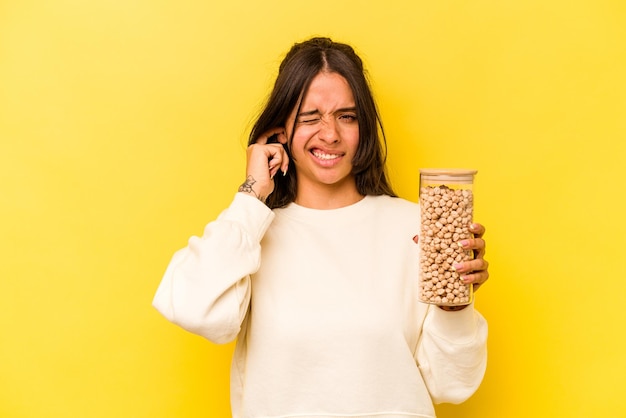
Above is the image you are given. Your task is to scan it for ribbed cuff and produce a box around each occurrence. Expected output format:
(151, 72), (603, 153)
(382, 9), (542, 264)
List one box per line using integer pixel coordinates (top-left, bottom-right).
(426, 302), (479, 343)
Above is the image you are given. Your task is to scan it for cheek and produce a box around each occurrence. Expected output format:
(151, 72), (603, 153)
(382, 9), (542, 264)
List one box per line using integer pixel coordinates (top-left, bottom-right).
(290, 125), (315, 149)
(288, 131), (308, 160)
(340, 126), (360, 150)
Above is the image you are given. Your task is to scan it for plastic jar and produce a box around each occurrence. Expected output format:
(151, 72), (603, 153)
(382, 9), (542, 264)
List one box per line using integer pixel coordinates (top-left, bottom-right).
(418, 169), (477, 306)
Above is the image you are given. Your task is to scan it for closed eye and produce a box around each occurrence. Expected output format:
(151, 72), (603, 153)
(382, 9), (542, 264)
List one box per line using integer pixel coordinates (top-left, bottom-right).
(298, 117), (321, 124)
(296, 108), (357, 124)
(296, 109), (321, 125)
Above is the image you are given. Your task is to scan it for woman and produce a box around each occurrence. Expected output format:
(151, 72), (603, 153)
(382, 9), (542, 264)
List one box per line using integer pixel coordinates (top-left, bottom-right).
(153, 37), (489, 418)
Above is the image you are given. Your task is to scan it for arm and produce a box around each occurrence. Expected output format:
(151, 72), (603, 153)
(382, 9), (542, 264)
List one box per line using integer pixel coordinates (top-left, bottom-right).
(416, 304), (488, 404)
(153, 127), (288, 342)
(152, 193), (274, 344)
(413, 222), (490, 403)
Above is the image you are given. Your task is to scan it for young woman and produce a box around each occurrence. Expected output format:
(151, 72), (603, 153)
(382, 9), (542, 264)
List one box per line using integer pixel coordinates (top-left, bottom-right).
(153, 37), (490, 418)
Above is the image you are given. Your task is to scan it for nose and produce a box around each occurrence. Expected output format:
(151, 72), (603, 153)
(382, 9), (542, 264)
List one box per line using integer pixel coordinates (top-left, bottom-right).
(318, 117), (339, 143)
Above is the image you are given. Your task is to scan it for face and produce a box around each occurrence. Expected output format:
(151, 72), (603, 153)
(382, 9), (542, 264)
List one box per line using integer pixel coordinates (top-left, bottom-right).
(285, 71), (360, 201)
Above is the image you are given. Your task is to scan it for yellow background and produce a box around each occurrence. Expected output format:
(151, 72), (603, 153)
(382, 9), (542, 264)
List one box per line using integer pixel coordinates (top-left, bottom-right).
(2, 0), (625, 417)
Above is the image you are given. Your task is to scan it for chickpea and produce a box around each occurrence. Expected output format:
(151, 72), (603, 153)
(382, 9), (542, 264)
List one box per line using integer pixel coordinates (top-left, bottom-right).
(418, 184), (474, 306)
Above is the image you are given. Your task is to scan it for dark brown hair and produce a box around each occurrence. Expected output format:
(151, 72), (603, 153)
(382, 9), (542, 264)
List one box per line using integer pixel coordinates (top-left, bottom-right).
(249, 37), (396, 208)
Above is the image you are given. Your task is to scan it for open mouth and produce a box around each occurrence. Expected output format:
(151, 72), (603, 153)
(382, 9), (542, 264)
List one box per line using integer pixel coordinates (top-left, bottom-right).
(311, 149), (343, 161)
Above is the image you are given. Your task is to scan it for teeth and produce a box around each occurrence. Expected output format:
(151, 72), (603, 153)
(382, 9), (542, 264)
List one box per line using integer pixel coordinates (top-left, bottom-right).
(312, 150), (340, 160)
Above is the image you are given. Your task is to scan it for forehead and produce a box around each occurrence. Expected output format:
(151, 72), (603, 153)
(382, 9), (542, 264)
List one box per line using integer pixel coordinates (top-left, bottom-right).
(300, 71), (355, 107)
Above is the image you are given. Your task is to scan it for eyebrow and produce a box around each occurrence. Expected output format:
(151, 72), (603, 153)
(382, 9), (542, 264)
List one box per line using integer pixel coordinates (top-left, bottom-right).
(297, 107), (357, 117)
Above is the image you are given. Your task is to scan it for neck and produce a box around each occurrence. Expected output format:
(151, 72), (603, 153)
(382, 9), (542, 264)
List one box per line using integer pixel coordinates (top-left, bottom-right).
(295, 180), (364, 209)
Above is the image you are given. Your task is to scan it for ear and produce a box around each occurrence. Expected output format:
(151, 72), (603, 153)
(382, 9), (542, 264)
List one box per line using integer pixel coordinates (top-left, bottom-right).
(277, 131), (288, 145)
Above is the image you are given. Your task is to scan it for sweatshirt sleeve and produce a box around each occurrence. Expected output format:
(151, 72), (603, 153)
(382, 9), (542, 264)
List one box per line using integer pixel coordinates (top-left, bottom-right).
(416, 303), (488, 404)
(152, 193), (274, 344)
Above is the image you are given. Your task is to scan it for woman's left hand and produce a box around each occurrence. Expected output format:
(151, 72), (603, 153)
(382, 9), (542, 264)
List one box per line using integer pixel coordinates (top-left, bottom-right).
(455, 223), (489, 292)
(413, 223), (490, 292)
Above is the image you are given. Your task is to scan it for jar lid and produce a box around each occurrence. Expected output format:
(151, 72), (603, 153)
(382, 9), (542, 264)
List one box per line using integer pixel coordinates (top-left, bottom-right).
(420, 168), (477, 184)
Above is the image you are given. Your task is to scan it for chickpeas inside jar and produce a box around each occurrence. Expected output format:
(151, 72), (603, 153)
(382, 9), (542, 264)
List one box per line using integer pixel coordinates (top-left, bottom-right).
(418, 169), (477, 306)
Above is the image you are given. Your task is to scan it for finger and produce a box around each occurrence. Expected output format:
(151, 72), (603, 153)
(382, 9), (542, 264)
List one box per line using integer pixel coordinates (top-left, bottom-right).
(246, 143), (286, 182)
(269, 163), (280, 179)
(267, 145), (287, 178)
(453, 256), (489, 273)
(469, 222), (485, 238)
(460, 269), (490, 289)
(247, 143), (283, 167)
(279, 136), (290, 174)
(254, 127), (286, 145)
(459, 237), (485, 254)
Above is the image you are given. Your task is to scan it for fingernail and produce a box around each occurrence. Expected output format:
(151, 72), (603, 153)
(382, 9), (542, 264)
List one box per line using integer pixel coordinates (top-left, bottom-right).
(453, 263), (463, 271)
(461, 275), (471, 283)
(459, 240), (470, 248)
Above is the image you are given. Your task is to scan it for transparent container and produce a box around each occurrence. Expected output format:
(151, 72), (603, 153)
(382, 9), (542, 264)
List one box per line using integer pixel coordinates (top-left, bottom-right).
(418, 169), (477, 306)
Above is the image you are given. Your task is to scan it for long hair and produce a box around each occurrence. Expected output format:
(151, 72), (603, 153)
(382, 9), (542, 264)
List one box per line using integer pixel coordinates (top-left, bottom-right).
(249, 37), (396, 209)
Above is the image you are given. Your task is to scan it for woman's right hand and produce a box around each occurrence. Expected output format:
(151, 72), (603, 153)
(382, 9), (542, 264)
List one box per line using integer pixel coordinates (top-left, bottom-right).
(238, 127), (290, 202)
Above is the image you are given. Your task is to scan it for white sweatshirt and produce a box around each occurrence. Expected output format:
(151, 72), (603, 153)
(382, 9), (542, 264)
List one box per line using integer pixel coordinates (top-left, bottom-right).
(153, 193), (487, 418)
